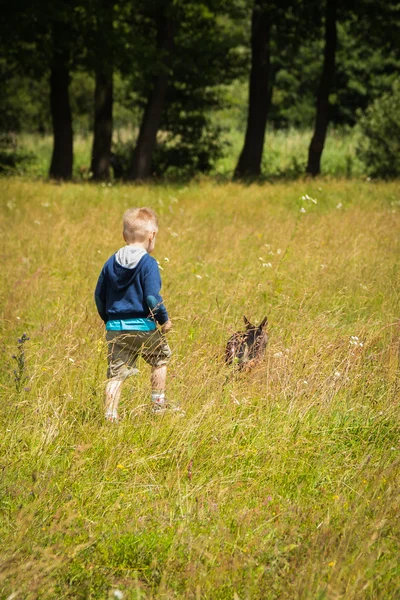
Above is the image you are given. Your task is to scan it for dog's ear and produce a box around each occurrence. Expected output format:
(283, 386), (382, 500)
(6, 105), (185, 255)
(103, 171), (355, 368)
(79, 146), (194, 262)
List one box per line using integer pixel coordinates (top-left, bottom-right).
(243, 315), (253, 329)
(259, 316), (268, 329)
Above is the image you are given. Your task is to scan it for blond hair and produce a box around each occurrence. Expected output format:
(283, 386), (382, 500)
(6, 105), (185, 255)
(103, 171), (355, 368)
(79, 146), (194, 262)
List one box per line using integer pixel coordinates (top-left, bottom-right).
(123, 207), (158, 242)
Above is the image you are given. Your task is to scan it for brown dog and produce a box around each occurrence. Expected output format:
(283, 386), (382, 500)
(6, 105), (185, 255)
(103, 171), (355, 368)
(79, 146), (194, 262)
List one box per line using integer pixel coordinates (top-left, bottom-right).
(225, 316), (268, 370)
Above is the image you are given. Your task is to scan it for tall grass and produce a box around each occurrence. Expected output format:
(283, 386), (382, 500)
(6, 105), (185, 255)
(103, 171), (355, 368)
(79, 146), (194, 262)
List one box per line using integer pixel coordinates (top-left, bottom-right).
(0, 178), (399, 599)
(13, 126), (364, 180)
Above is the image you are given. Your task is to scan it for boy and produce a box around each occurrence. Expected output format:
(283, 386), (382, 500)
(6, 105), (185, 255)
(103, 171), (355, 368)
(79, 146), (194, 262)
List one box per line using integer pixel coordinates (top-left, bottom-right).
(95, 207), (173, 421)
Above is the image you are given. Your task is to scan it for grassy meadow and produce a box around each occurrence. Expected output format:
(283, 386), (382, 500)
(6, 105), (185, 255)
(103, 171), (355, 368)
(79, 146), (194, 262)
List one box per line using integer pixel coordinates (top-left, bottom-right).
(0, 177), (399, 599)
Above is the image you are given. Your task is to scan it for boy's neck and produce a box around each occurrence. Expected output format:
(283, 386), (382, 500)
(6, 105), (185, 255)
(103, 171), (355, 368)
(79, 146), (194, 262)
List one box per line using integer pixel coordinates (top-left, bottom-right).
(126, 241), (153, 254)
(128, 242), (147, 249)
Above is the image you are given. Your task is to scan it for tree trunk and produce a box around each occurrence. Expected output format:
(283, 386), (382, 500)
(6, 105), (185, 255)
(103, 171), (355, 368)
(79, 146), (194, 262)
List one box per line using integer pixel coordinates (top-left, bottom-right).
(91, 68), (113, 180)
(49, 52), (73, 180)
(306, 0), (337, 176)
(234, 1), (271, 179)
(128, 16), (174, 180)
(90, 0), (114, 180)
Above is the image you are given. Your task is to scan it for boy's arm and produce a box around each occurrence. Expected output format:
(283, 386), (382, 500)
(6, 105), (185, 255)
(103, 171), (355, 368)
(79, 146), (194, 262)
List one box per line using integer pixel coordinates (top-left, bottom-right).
(94, 269), (107, 322)
(161, 319), (172, 333)
(143, 260), (169, 326)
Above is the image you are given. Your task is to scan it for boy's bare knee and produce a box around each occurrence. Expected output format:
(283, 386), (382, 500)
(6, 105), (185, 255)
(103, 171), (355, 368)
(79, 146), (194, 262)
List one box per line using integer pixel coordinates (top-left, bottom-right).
(151, 364), (167, 372)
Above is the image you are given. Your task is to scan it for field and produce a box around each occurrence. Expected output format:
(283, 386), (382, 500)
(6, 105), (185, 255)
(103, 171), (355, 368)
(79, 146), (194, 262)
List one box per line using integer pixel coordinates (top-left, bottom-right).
(0, 177), (399, 599)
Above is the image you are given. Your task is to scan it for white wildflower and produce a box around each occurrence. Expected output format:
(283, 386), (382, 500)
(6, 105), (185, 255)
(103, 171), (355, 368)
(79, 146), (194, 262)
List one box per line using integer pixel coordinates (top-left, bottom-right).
(262, 262), (272, 268)
(300, 207), (306, 213)
(350, 336), (364, 348)
(164, 257), (169, 262)
(195, 274), (202, 279)
(273, 351), (283, 358)
(277, 248), (282, 255)
(334, 371), (341, 378)
(301, 194), (317, 203)
(336, 203), (343, 209)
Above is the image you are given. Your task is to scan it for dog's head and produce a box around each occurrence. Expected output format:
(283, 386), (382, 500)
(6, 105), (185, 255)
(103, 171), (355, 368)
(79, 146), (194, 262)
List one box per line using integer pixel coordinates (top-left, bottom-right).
(243, 315), (268, 359)
(225, 315), (269, 369)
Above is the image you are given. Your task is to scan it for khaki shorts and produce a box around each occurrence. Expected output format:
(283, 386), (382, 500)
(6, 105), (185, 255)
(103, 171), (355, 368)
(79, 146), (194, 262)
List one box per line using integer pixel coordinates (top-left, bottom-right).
(106, 330), (172, 380)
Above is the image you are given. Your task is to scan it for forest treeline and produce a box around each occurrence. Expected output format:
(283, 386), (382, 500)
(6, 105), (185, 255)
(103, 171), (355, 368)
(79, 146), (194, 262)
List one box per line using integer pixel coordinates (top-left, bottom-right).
(0, 0), (399, 180)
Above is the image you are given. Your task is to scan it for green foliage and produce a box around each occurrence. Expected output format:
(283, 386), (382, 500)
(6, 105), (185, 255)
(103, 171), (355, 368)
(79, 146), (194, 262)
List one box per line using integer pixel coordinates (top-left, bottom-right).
(0, 134), (35, 174)
(153, 114), (227, 178)
(0, 67), (50, 134)
(356, 80), (400, 179)
(148, 0), (247, 176)
(1, 0), (399, 178)
(334, 18), (400, 126)
(267, 16), (400, 129)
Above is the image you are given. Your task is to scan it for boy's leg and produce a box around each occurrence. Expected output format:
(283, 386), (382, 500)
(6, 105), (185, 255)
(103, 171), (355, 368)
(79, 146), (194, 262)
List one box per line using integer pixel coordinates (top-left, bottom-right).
(141, 330), (184, 414)
(151, 364), (167, 391)
(144, 331), (170, 412)
(151, 365), (167, 411)
(105, 378), (123, 422)
(105, 331), (140, 422)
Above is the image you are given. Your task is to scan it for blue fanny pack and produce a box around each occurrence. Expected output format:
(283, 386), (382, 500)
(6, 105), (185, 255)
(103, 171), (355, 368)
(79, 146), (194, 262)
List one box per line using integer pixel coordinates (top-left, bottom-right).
(106, 318), (157, 331)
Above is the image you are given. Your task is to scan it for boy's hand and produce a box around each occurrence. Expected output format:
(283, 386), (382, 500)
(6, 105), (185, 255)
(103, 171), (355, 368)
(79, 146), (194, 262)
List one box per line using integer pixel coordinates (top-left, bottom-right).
(161, 319), (172, 334)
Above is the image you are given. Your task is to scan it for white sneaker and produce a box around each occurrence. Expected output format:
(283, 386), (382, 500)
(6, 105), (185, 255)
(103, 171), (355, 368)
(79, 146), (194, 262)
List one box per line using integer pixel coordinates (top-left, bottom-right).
(169, 404), (186, 416)
(105, 411), (119, 423)
(151, 400), (168, 414)
(151, 401), (185, 415)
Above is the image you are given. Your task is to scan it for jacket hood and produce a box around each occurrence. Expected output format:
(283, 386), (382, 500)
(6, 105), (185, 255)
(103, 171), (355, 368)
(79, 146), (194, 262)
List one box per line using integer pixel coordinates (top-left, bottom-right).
(107, 246), (148, 291)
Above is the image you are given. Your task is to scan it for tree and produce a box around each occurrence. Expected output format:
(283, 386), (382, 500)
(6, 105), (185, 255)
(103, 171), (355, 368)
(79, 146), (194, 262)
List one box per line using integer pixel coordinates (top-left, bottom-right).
(49, 18), (74, 180)
(151, 0), (247, 177)
(234, 0), (271, 179)
(124, 0), (245, 180)
(306, 0), (337, 176)
(89, 0), (115, 180)
(234, 0), (321, 179)
(128, 3), (175, 180)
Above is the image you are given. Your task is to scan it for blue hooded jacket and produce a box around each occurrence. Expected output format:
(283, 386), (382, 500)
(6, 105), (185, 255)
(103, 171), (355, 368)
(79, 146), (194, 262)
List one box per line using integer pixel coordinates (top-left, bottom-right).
(95, 247), (168, 328)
